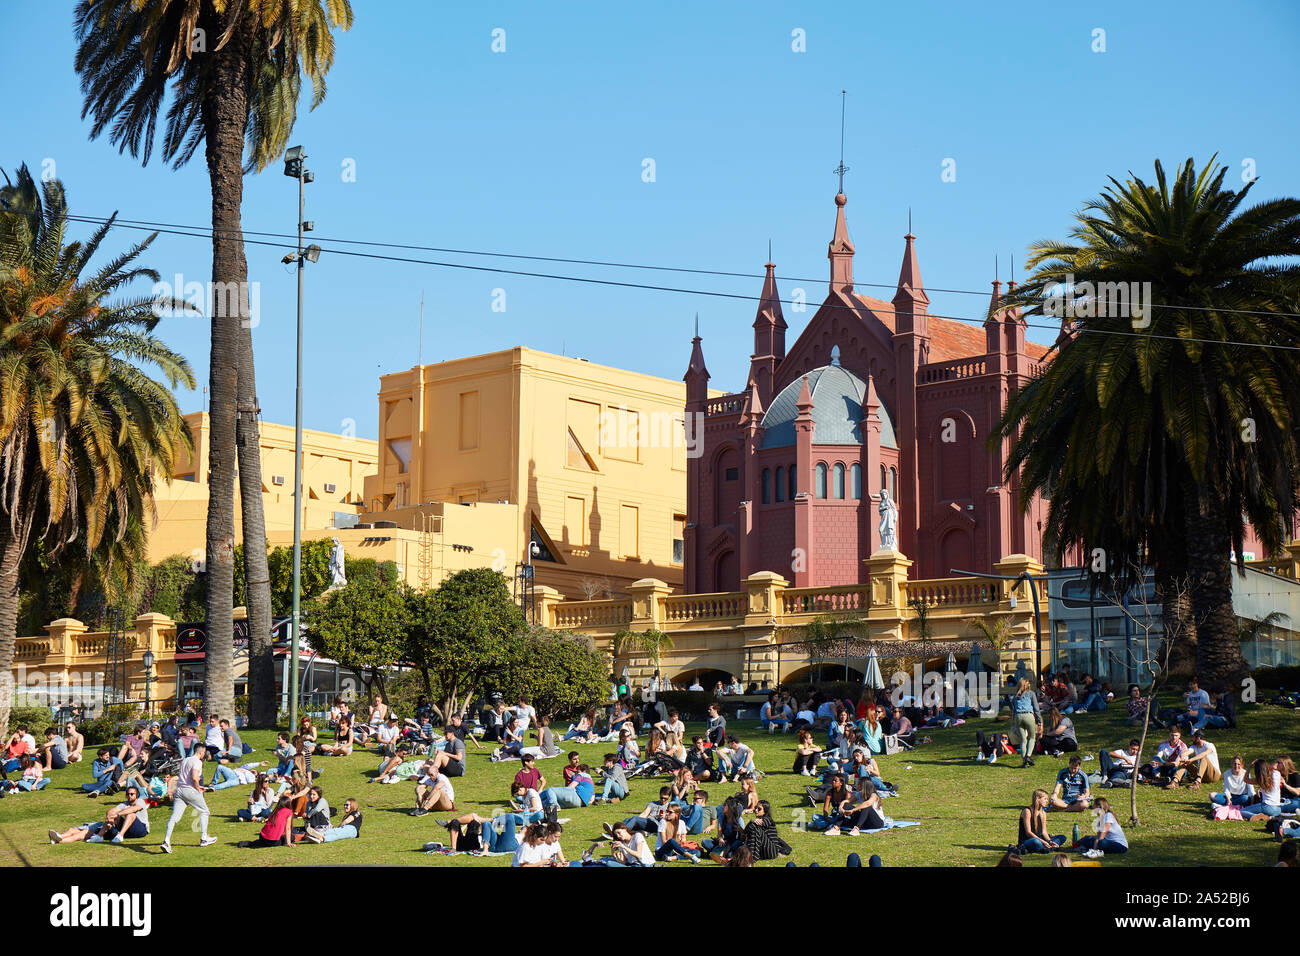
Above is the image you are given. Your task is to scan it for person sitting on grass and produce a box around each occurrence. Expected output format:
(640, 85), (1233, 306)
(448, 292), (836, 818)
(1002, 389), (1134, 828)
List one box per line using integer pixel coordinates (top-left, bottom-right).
(742, 799), (792, 860)
(1100, 739), (1141, 787)
(9, 755), (47, 791)
(410, 760), (455, 817)
(316, 717), (353, 757)
(506, 780), (545, 825)
(492, 715), (525, 761)
(760, 693), (789, 734)
(564, 707), (601, 742)
(654, 708), (686, 740)
(716, 734), (755, 782)
(579, 821), (655, 867)
(593, 753), (629, 804)
(617, 729), (640, 770)
(846, 749), (893, 795)
(1173, 676), (1212, 730)
(824, 779), (887, 836)
(617, 785), (673, 835)
(1015, 788), (1064, 855)
(49, 785), (150, 844)
(238, 792), (295, 849)
(1040, 707), (1078, 757)
(654, 801), (701, 862)
(888, 706), (916, 749)
(1166, 729), (1221, 790)
(1210, 754), (1254, 808)
(425, 726), (466, 779)
(510, 822), (554, 867)
(80, 747), (125, 796)
(1239, 758), (1286, 819)
(513, 752), (546, 793)
(213, 718), (245, 764)
(793, 728), (823, 776)
(296, 716), (319, 755)
(1050, 755), (1091, 811)
(541, 763), (595, 810)
(64, 721), (84, 764)
(1276, 756), (1300, 811)
(700, 795), (746, 863)
(685, 735), (715, 782)
(309, 796), (362, 844)
(1076, 674), (1107, 712)
(270, 733), (296, 778)
(40, 726), (68, 772)
(1077, 796), (1128, 856)
(373, 742), (420, 784)
(705, 702), (727, 747)
(858, 704), (886, 755)
(1138, 727), (1187, 784)
(238, 773), (275, 822)
(441, 811), (522, 854)
(680, 789), (716, 837)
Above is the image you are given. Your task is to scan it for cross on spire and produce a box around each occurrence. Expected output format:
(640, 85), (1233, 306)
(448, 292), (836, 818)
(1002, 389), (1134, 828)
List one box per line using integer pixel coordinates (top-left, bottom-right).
(833, 90), (849, 193)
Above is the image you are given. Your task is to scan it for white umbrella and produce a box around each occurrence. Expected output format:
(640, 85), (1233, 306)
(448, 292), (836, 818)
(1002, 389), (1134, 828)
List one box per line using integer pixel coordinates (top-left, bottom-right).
(944, 651), (959, 711)
(863, 646), (885, 691)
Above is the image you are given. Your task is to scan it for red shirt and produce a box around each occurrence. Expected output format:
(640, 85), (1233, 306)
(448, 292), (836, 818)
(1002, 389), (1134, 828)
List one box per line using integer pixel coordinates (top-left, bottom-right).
(260, 807), (293, 843)
(514, 767), (542, 791)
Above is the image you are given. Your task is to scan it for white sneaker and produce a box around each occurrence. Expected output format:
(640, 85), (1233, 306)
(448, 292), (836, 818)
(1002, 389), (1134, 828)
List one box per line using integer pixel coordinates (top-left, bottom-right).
(988, 752), (997, 764)
(160, 842), (171, 854)
(199, 836), (217, 847)
(976, 752), (985, 762)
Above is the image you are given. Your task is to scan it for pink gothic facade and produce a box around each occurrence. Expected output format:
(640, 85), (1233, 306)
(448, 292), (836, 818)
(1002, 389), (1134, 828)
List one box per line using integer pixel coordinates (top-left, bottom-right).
(683, 190), (1053, 593)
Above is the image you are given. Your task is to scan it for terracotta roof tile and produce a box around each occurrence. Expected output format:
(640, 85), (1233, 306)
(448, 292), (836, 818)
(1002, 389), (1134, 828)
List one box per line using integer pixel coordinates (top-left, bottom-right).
(850, 292), (1048, 363)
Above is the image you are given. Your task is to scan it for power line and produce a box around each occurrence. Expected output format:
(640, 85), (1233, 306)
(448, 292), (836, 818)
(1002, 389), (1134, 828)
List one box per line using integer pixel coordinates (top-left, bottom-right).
(60, 212), (1300, 353)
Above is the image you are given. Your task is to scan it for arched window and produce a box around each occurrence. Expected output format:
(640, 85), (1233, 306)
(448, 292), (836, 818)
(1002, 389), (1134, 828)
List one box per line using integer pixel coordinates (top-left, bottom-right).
(880, 464), (887, 493)
(761, 468), (771, 505)
(774, 466), (784, 502)
(788, 464), (797, 500)
(889, 467), (899, 501)
(850, 463), (862, 499)
(833, 462), (845, 499)
(815, 463), (828, 499)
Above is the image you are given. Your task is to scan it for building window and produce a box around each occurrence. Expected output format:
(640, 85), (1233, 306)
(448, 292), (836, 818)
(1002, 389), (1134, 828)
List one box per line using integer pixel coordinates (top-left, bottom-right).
(889, 467), (898, 501)
(761, 468), (771, 504)
(724, 466), (739, 481)
(564, 495), (587, 546)
(672, 514), (685, 564)
(788, 464), (796, 500)
(620, 504), (639, 559)
(815, 463), (827, 499)
(880, 464), (887, 493)
(850, 463), (862, 499)
(458, 391), (479, 450)
(774, 466), (784, 502)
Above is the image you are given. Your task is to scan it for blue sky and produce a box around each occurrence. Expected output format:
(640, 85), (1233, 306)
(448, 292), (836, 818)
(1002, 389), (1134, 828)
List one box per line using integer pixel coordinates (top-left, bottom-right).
(5, 0), (1298, 439)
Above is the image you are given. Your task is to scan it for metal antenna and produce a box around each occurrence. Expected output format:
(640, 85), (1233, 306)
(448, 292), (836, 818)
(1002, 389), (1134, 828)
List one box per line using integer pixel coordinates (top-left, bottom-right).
(1010, 253), (1015, 284)
(833, 90), (849, 193)
(694, 312), (699, 337)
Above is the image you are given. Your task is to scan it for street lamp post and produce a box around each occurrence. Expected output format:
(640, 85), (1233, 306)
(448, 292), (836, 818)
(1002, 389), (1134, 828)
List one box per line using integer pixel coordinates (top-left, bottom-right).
(282, 145), (318, 731)
(142, 649), (155, 716)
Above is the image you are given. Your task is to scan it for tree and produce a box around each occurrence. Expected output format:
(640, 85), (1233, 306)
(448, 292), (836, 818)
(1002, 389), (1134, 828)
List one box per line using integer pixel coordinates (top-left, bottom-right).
(305, 575), (406, 702)
(0, 165), (193, 737)
(74, 0), (355, 727)
(498, 627), (608, 720)
(799, 615), (842, 683)
(404, 569), (525, 722)
(996, 157), (1300, 692)
(612, 628), (675, 680)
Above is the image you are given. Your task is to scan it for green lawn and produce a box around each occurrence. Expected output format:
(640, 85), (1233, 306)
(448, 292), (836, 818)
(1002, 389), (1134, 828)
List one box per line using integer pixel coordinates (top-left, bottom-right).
(2, 699), (1295, 867)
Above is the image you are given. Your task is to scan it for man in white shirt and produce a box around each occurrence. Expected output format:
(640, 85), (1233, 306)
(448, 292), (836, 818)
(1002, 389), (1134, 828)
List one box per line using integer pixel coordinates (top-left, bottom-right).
(203, 714), (225, 760)
(510, 696), (536, 736)
(688, 678), (704, 692)
(375, 715), (401, 756)
(653, 709), (685, 739)
(413, 764), (455, 814)
(1175, 677), (1213, 727)
(161, 742), (216, 853)
(1168, 729), (1221, 789)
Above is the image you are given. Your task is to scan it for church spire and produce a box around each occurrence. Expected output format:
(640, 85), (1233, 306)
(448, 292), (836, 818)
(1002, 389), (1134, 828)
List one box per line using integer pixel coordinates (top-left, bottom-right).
(684, 316), (709, 404)
(828, 192), (855, 294)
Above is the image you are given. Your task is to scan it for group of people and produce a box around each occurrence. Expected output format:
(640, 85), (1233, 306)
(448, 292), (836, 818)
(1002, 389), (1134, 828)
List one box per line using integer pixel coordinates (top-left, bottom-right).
(2, 721), (84, 794)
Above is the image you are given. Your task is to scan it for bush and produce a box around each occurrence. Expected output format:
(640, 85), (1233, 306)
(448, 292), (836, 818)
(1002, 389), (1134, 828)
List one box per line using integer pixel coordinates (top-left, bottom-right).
(8, 706), (58, 734)
(1252, 665), (1300, 691)
(656, 691), (717, 721)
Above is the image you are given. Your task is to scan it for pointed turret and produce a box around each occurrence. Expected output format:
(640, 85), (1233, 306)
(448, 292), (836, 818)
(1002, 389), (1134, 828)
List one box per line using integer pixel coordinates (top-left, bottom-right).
(794, 374), (815, 422)
(985, 277), (1004, 355)
(891, 230), (930, 328)
(749, 259), (787, 404)
(828, 193), (855, 295)
(739, 374), (765, 427)
(684, 317), (710, 406)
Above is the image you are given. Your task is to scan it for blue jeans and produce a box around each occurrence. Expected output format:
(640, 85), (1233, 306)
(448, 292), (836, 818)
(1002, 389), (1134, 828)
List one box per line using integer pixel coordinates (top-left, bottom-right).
(1078, 836), (1127, 853)
(484, 815), (520, 854)
(1018, 835), (1066, 854)
(209, 765), (244, 789)
(1079, 692), (1106, 712)
(655, 839), (696, 860)
(322, 824), (358, 842)
(1209, 792), (1250, 807)
(238, 806), (271, 822)
(601, 778), (628, 801)
(82, 772), (118, 794)
(540, 786), (584, 809)
(1191, 713), (1228, 731)
(761, 717), (788, 731)
(504, 810), (544, 826)
(1239, 802), (1281, 818)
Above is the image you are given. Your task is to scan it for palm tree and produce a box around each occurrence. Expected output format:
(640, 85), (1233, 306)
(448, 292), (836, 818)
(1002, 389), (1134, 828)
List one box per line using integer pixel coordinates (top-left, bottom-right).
(0, 165), (194, 737)
(996, 157), (1300, 690)
(74, 0), (354, 725)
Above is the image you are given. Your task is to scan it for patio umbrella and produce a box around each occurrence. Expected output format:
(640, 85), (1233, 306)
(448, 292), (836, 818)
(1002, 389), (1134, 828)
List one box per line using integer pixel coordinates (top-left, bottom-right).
(968, 643), (983, 675)
(944, 651), (959, 711)
(863, 646), (885, 691)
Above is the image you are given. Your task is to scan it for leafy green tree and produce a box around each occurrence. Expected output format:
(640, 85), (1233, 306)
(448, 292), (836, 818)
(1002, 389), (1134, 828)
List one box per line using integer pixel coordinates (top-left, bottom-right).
(305, 576), (407, 701)
(75, 0), (355, 727)
(404, 569), (525, 721)
(498, 627), (609, 720)
(996, 157), (1300, 689)
(0, 165), (193, 738)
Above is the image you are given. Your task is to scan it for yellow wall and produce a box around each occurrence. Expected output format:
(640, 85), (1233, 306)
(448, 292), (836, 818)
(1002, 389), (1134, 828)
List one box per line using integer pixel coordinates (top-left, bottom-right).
(363, 347), (710, 598)
(147, 412), (379, 563)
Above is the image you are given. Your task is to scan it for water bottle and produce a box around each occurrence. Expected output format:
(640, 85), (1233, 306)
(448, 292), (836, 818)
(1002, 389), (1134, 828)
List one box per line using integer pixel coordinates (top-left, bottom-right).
(1072, 823), (1079, 847)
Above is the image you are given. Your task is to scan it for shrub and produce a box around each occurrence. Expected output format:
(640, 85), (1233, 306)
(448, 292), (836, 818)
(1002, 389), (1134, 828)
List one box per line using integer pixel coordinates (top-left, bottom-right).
(8, 706), (57, 734)
(1252, 665), (1300, 691)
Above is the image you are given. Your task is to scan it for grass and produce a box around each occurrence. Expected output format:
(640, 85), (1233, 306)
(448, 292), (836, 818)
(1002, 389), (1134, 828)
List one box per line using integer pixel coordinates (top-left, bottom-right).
(2, 698), (1296, 867)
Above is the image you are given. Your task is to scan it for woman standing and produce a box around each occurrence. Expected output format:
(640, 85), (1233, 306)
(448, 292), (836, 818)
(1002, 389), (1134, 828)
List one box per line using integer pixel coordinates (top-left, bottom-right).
(1011, 678), (1042, 768)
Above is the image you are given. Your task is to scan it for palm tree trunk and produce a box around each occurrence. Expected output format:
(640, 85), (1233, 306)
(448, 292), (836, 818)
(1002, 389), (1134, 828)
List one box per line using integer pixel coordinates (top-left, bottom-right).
(1183, 485), (1247, 691)
(236, 342), (276, 728)
(0, 518), (24, 741)
(198, 22), (251, 724)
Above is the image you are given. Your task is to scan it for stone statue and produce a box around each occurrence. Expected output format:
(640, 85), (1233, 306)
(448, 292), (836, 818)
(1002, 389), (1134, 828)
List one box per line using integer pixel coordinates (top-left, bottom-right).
(328, 537), (347, 589)
(878, 489), (898, 551)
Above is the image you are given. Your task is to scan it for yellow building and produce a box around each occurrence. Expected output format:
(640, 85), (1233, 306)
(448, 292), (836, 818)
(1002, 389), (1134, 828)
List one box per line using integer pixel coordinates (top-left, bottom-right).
(146, 411), (379, 563)
(361, 347), (711, 597)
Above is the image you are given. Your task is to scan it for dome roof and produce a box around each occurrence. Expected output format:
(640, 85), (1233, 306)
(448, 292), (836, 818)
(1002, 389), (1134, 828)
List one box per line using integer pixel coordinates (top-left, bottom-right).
(759, 361), (896, 450)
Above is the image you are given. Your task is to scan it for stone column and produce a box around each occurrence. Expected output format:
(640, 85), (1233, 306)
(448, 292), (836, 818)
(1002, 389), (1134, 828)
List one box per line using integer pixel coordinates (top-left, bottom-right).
(533, 585), (564, 630)
(993, 553), (1046, 675)
(865, 549), (911, 641)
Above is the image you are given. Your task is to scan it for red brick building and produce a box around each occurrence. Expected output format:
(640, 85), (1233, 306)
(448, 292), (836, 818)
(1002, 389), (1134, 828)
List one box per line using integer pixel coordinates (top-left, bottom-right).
(683, 190), (1052, 592)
